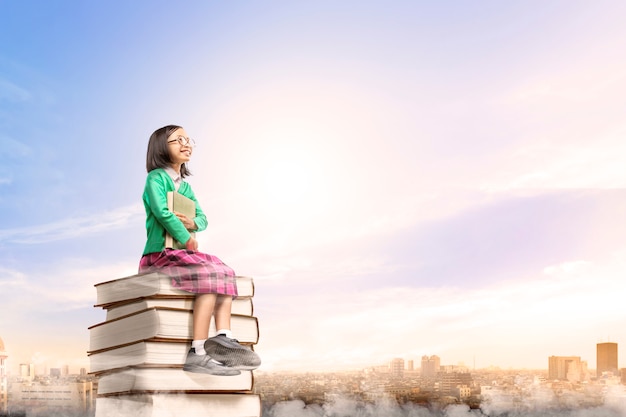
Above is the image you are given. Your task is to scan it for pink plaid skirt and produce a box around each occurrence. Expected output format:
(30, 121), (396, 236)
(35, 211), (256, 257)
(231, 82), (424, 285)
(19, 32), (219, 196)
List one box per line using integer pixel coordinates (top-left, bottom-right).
(139, 249), (238, 297)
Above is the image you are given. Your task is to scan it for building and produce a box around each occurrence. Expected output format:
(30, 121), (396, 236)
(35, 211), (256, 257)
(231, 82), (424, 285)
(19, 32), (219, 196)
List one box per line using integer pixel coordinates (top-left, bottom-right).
(407, 360), (414, 372)
(597, 342), (618, 377)
(438, 372), (474, 396)
(390, 358), (404, 378)
(0, 337), (7, 414)
(451, 384), (472, 401)
(548, 356), (588, 382)
(421, 355), (440, 378)
(8, 380), (94, 416)
(19, 364), (35, 382)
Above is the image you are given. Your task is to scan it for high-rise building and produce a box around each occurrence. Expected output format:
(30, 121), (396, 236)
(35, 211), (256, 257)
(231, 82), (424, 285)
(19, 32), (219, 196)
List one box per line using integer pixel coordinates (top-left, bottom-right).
(421, 355), (440, 378)
(0, 337), (8, 413)
(548, 356), (588, 382)
(407, 360), (414, 372)
(19, 363), (35, 381)
(390, 358), (404, 378)
(597, 342), (618, 377)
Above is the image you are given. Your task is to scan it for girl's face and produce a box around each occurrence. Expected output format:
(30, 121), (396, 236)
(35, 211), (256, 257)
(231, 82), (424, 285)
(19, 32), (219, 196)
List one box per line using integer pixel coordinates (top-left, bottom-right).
(167, 128), (193, 166)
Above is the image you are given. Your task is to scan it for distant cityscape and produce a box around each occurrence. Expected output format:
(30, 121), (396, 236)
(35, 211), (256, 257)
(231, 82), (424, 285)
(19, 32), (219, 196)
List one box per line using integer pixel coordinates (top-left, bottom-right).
(1, 338), (625, 416)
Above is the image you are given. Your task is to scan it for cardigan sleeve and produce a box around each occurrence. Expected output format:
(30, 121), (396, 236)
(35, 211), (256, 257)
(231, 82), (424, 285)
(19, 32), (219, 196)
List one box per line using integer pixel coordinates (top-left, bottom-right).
(144, 171), (191, 245)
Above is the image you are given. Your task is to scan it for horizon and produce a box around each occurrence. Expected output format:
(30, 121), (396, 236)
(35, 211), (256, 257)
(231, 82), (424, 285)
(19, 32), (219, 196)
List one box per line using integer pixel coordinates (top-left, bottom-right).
(2, 1), (626, 377)
(0, 341), (620, 376)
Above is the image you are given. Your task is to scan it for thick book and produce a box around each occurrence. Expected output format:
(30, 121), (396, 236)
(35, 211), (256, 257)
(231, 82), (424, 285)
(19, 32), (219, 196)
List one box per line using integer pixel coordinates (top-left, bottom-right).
(97, 367), (253, 396)
(165, 191), (196, 249)
(95, 273), (254, 307)
(95, 393), (261, 417)
(89, 340), (192, 373)
(88, 308), (259, 353)
(105, 297), (253, 321)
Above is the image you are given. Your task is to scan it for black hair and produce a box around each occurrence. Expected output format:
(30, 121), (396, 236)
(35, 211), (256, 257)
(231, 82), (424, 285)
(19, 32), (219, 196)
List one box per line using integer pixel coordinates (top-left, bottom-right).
(146, 124), (192, 178)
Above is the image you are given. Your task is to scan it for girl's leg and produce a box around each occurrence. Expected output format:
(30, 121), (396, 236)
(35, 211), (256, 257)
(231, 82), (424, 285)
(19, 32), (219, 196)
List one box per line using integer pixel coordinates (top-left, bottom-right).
(184, 293), (240, 375)
(205, 295), (261, 370)
(213, 295), (233, 332)
(193, 293), (217, 340)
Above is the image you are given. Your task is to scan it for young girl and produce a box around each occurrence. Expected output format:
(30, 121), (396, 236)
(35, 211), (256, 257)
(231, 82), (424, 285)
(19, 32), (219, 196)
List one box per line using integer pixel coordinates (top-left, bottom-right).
(138, 124), (260, 375)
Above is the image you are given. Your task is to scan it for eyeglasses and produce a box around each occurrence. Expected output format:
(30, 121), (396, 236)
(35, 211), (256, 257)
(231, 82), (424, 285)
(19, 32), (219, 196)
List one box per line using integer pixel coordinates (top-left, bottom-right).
(167, 136), (195, 147)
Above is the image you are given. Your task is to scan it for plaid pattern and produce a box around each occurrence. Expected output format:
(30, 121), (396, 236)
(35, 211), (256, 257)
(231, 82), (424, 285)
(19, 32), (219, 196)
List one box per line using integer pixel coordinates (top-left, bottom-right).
(139, 249), (238, 296)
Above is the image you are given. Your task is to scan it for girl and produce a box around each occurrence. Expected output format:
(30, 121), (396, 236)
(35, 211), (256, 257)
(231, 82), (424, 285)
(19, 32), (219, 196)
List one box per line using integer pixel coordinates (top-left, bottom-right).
(139, 124), (260, 375)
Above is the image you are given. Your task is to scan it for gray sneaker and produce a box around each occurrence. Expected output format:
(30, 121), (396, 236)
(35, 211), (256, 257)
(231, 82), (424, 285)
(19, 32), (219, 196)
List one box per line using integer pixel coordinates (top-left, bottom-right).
(204, 335), (261, 370)
(182, 348), (241, 376)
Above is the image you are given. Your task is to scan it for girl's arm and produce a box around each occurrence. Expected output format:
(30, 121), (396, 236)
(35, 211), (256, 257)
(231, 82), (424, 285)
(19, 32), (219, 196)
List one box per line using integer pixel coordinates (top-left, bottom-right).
(145, 172), (192, 245)
(180, 183), (208, 232)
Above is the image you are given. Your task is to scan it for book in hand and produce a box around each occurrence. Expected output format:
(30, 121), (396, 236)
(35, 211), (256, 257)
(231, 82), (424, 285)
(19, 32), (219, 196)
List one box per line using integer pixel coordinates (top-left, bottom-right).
(97, 367), (253, 396)
(165, 191), (196, 249)
(105, 296), (253, 321)
(95, 393), (261, 417)
(88, 308), (259, 352)
(95, 273), (254, 307)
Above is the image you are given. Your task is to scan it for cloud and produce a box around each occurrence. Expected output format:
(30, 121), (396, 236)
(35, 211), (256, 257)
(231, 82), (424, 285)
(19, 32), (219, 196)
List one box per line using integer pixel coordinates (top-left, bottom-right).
(0, 134), (32, 158)
(0, 259), (138, 374)
(0, 203), (144, 245)
(254, 249), (626, 371)
(479, 130), (626, 192)
(0, 77), (31, 102)
(543, 261), (592, 276)
(0, 257), (137, 318)
(263, 392), (626, 417)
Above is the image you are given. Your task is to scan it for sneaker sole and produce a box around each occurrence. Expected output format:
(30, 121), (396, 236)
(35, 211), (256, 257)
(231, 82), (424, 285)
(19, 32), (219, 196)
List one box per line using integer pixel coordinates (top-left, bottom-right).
(183, 364), (241, 376)
(204, 343), (261, 370)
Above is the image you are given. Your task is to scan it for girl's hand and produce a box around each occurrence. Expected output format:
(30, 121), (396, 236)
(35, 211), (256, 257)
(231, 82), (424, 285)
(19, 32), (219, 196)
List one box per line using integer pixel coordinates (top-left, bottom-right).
(186, 236), (198, 251)
(174, 211), (197, 231)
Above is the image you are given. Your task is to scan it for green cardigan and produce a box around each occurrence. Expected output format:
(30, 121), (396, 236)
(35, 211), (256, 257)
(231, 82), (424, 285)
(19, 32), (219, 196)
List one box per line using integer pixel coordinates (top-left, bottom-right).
(142, 168), (208, 255)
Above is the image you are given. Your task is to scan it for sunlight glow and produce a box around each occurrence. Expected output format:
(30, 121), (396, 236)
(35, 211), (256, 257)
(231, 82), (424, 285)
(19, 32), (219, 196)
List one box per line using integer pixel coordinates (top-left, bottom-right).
(245, 128), (333, 225)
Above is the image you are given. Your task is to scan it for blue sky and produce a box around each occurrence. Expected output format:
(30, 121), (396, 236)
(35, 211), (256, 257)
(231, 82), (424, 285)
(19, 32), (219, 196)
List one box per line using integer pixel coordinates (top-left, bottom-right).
(2, 1), (626, 374)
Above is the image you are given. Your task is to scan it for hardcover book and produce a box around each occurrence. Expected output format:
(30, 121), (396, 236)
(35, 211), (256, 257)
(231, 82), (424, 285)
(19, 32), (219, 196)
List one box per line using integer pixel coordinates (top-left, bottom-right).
(89, 340), (191, 373)
(95, 273), (254, 307)
(105, 296), (253, 321)
(97, 367), (254, 395)
(95, 393), (261, 417)
(88, 326), (259, 373)
(89, 308), (259, 352)
(165, 191), (196, 249)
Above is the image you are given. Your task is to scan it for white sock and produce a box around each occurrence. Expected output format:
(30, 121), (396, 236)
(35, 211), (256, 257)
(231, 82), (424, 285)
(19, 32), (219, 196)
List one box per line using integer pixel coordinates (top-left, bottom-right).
(192, 339), (206, 355)
(216, 329), (233, 339)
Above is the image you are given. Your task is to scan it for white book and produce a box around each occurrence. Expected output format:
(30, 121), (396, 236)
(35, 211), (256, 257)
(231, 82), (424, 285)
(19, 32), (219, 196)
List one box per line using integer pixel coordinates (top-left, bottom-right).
(165, 191), (196, 249)
(95, 393), (261, 417)
(105, 297), (253, 321)
(89, 340), (191, 373)
(95, 273), (254, 307)
(89, 308), (259, 353)
(97, 367), (253, 395)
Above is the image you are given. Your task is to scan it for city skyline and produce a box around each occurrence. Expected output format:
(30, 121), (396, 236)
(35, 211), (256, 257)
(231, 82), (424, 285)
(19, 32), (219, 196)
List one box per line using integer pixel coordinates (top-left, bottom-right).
(0, 335), (623, 376)
(2, 1), (626, 375)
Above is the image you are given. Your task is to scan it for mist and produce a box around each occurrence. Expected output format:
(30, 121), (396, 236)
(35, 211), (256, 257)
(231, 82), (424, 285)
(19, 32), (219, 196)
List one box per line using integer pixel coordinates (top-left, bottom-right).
(262, 391), (626, 417)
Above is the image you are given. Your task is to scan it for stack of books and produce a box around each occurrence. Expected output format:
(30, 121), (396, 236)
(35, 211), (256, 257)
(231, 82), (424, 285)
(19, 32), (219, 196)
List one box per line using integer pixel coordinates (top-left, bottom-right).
(88, 272), (261, 417)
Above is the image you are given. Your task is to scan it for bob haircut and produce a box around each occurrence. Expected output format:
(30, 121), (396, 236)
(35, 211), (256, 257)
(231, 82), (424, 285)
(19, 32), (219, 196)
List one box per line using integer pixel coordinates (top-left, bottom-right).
(146, 124), (192, 178)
